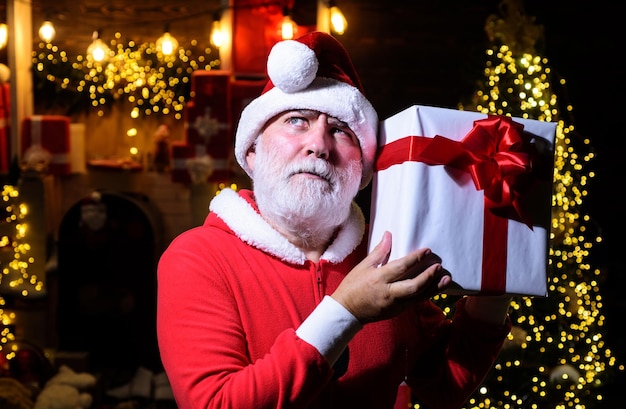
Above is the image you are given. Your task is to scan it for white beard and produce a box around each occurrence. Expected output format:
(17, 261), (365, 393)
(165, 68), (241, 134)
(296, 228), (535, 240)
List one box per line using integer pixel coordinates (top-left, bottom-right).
(252, 138), (362, 245)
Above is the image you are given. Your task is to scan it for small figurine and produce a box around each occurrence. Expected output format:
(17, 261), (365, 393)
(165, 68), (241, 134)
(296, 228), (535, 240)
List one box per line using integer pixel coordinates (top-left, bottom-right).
(153, 124), (171, 173)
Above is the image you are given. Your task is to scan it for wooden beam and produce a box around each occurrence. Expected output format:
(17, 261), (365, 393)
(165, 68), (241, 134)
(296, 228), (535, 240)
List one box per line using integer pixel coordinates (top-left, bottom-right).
(7, 0), (34, 164)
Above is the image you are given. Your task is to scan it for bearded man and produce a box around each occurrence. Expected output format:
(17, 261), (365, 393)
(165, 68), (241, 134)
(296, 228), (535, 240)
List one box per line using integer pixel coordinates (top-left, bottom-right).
(157, 31), (512, 409)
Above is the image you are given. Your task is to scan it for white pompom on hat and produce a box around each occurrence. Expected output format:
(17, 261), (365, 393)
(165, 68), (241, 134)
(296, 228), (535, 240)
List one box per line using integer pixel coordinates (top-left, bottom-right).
(234, 31), (378, 190)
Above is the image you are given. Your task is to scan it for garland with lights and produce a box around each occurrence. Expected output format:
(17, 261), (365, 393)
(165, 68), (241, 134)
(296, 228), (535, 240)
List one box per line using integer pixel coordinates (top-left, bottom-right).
(32, 35), (221, 119)
(421, 1), (623, 408)
(0, 184), (40, 360)
(0, 184), (40, 297)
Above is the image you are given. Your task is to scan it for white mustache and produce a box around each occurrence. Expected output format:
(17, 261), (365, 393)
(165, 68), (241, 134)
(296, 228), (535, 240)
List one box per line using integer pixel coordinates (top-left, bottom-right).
(286, 160), (336, 184)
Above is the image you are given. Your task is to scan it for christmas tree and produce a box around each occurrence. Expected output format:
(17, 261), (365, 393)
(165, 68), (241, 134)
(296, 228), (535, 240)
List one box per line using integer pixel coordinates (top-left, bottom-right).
(424, 1), (624, 408)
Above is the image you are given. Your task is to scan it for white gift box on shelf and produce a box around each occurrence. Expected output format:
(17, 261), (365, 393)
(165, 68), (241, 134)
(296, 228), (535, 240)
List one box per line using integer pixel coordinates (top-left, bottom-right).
(368, 105), (557, 297)
(69, 123), (87, 174)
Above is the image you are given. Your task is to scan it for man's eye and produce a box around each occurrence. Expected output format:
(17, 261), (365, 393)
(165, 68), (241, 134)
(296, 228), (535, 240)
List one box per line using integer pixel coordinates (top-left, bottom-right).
(287, 117), (306, 126)
(333, 128), (357, 142)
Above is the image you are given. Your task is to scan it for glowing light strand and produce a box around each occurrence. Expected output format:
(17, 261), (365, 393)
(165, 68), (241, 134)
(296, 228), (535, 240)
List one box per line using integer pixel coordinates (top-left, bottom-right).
(0, 185), (38, 350)
(0, 185), (40, 298)
(32, 33), (220, 119)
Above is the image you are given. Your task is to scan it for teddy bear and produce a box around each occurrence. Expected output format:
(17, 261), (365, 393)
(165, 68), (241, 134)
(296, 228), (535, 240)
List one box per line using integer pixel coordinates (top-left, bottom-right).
(33, 365), (97, 409)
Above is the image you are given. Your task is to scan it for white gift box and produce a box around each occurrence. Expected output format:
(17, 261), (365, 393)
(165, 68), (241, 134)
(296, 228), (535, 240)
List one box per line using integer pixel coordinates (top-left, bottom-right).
(368, 105), (556, 297)
(69, 123), (87, 174)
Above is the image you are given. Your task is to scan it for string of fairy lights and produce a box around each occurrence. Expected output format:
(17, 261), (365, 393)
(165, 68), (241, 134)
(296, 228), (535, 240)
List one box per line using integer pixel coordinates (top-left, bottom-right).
(26, 1), (347, 120)
(0, 185), (40, 297)
(0, 184), (41, 348)
(33, 35), (220, 120)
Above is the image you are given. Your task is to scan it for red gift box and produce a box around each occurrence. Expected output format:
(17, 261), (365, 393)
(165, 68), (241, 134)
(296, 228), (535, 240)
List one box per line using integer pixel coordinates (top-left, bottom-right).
(21, 115), (71, 175)
(230, 78), (266, 124)
(184, 100), (231, 147)
(184, 99), (232, 182)
(190, 70), (231, 108)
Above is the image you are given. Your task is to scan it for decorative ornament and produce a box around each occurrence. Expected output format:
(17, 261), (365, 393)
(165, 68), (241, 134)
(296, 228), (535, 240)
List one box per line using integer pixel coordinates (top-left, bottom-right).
(32, 36), (218, 118)
(21, 145), (52, 173)
(186, 155), (214, 184)
(80, 191), (107, 232)
(153, 124), (171, 173)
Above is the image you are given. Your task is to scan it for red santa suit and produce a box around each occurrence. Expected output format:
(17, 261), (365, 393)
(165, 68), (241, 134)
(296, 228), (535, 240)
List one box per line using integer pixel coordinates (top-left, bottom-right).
(157, 188), (511, 409)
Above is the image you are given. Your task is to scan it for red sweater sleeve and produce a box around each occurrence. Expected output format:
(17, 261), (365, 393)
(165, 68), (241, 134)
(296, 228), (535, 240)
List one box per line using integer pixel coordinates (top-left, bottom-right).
(407, 297), (512, 409)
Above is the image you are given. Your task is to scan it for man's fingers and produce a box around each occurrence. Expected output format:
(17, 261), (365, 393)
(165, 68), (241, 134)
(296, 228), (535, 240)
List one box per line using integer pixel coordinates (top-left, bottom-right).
(390, 262), (451, 299)
(367, 232), (441, 272)
(366, 231), (393, 268)
(381, 247), (441, 283)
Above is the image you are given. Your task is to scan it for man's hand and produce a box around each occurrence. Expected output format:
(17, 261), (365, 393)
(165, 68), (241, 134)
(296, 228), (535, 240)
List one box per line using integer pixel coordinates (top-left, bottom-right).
(331, 231), (451, 324)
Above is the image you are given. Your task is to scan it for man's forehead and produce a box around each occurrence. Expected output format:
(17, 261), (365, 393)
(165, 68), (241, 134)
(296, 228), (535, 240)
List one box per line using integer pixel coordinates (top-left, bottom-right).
(283, 109), (349, 127)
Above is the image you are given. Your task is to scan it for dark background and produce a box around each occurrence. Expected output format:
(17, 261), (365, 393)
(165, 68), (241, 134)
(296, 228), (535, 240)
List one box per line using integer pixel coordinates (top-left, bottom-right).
(329, 0), (626, 397)
(356, 0), (623, 271)
(334, 0), (624, 307)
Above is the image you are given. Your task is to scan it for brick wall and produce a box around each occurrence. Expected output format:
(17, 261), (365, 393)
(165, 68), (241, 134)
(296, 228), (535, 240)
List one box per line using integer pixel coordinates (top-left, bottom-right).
(58, 171), (208, 249)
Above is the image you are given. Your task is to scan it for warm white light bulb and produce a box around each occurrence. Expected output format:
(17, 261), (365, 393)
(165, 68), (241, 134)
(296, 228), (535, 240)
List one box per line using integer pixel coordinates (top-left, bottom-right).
(330, 6), (347, 35)
(281, 15), (296, 40)
(92, 44), (106, 61)
(0, 24), (7, 49)
(157, 32), (179, 56)
(88, 38), (109, 62)
(211, 21), (226, 48)
(39, 20), (56, 43)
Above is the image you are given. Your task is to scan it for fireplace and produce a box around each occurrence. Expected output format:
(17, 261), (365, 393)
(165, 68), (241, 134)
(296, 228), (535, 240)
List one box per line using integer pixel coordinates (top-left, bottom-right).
(55, 190), (164, 377)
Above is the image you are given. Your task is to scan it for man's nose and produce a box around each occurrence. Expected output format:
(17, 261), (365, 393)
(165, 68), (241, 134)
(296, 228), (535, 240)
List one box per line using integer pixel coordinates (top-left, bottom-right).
(305, 125), (330, 159)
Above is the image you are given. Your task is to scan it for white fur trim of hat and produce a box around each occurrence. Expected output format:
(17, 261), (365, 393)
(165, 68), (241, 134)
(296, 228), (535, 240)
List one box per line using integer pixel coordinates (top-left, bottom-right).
(234, 31), (378, 190)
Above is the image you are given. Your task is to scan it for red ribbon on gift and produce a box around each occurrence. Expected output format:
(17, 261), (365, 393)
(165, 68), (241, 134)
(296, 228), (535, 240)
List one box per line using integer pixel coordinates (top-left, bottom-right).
(376, 115), (532, 294)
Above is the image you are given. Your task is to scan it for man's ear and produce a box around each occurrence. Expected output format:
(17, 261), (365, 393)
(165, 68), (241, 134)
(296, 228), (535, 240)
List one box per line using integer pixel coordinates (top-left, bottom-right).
(246, 148), (256, 172)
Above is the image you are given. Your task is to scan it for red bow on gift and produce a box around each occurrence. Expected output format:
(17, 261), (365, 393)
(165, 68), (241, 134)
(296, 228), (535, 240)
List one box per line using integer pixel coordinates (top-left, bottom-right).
(376, 115), (534, 228)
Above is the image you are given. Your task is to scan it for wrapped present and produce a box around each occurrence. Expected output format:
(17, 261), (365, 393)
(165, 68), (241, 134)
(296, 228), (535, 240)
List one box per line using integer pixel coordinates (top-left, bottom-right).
(230, 78), (266, 124)
(368, 105), (556, 297)
(190, 70), (231, 108)
(184, 100), (231, 181)
(171, 142), (208, 184)
(21, 115), (71, 175)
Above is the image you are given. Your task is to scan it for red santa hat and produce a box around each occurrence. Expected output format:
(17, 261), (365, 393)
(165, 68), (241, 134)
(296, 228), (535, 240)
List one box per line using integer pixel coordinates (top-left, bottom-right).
(234, 31), (378, 190)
